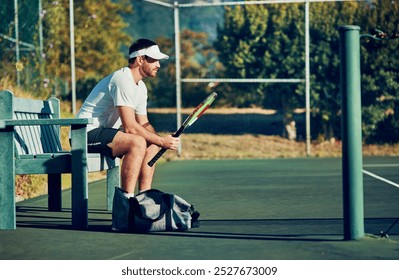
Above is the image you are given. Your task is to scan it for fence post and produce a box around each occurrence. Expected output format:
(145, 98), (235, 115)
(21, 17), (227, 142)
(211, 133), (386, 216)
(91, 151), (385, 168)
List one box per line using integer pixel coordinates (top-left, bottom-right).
(339, 25), (365, 240)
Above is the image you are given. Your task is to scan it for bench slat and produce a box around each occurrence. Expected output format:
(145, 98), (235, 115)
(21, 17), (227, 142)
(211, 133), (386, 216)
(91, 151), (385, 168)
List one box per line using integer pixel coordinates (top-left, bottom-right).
(27, 113), (42, 154)
(3, 118), (92, 126)
(14, 112), (62, 155)
(15, 155), (72, 174)
(15, 113), (40, 154)
(15, 113), (42, 154)
(14, 97), (54, 114)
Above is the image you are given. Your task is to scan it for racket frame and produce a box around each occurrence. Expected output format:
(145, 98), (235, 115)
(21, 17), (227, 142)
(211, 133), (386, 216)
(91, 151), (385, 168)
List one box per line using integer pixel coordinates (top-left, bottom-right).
(147, 92), (217, 167)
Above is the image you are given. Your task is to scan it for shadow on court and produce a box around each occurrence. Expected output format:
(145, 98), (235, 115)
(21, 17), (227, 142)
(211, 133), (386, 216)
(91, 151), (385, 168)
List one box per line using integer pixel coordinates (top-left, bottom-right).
(1, 157), (398, 260)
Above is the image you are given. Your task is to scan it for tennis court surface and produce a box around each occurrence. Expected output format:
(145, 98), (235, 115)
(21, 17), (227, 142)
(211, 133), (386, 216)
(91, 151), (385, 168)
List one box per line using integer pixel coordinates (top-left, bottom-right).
(1, 157), (398, 260)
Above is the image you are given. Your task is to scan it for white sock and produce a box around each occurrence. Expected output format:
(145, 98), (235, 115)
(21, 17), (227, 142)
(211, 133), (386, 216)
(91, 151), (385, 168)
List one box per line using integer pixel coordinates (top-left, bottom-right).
(123, 192), (134, 198)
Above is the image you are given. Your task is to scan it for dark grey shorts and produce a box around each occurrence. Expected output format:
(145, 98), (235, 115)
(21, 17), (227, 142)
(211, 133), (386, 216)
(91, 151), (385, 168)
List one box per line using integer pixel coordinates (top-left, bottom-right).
(87, 127), (120, 158)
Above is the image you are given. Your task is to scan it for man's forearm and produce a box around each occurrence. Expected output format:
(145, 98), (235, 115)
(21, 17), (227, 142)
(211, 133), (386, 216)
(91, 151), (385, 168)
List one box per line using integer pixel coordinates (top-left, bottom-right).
(142, 122), (157, 134)
(124, 122), (163, 147)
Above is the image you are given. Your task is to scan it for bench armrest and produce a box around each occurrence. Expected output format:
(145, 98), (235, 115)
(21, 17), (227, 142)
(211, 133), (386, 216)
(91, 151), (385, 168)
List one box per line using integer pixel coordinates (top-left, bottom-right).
(0, 118), (93, 127)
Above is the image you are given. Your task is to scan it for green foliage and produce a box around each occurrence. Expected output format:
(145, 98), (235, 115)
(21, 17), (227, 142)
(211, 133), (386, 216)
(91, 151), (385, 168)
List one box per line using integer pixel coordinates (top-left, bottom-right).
(358, 0), (399, 143)
(146, 30), (222, 107)
(74, 0), (132, 78)
(309, 1), (361, 139)
(0, 0), (42, 94)
(214, 0), (399, 142)
(214, 3), (305, 111)
(1, 0), (132, 100)
(42, 0), (132, 100)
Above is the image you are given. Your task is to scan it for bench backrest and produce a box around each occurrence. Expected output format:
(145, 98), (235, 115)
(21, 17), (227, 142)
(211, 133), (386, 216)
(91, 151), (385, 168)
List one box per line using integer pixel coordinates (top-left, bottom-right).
(1, 90), (62, 156)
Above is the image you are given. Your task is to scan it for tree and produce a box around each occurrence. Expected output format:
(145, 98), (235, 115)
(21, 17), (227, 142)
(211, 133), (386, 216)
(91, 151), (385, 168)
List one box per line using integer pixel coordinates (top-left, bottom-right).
(74, 0), (132, 78)
(310, 0), (399, 143)
(357, 0), (399, 143)
(309, 1), (361, 140)
(146, 30), (222, 108)
(214, 3), (305, 126)
(0, 0), (41, 92)
(214, 0), (399, 143)
(215, 4), (270, 107)
(0, 0), (133, 99)
(40, 0), (132, 100)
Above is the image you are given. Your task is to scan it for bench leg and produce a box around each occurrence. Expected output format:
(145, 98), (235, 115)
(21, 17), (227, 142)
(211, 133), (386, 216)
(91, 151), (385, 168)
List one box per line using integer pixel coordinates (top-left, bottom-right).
(0, 171), (16, 230)
(48, 174), (62, 211)
(106, 166), (120, 210)
(0, 130), (16, 230)
(71, 124), (89, 229)
(71, 160), (88, 229)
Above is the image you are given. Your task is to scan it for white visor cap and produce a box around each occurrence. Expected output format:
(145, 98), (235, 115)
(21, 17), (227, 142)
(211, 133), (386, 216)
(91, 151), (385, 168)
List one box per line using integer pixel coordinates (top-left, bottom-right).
(129, 45), (169, 60)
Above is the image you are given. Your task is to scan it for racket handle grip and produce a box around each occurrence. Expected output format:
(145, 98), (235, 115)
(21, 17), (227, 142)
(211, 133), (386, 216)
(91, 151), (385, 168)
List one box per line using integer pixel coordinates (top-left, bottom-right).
(147, 127), (184, 167)
(147, 148), (167, 167)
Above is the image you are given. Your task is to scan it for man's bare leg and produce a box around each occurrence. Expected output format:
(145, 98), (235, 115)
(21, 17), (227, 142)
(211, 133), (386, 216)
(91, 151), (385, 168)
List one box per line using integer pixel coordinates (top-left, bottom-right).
(138, 144), (159, 192)
(108, 131), (147, 194)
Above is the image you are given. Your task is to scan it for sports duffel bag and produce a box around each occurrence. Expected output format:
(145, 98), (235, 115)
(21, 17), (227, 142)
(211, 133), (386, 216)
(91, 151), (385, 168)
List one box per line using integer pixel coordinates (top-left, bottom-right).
(112, 187), (200, 232)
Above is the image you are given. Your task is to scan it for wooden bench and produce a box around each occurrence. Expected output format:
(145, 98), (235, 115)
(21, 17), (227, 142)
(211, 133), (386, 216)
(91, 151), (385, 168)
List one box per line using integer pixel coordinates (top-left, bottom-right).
(0, 90), (120, 230)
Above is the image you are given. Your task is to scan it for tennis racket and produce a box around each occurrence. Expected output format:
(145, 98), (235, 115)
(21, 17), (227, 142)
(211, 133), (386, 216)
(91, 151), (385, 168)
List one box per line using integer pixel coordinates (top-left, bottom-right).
(148, 92), (217, 167)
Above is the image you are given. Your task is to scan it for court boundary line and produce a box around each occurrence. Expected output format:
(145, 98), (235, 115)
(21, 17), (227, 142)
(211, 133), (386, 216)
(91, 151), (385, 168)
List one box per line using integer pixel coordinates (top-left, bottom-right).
(363, 164), (399, 168)
(362, 169), (399, 189)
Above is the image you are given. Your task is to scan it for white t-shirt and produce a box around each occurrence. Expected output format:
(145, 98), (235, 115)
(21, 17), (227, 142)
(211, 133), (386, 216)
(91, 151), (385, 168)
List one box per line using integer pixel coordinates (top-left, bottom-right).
(77, 67), (148, 131)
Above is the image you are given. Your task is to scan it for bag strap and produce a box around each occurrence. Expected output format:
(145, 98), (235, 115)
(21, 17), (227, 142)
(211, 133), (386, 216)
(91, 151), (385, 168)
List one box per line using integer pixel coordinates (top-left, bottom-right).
(128, 197), (140, 231)
(165, 194), (174, 231)
(130, 192), (173, 222)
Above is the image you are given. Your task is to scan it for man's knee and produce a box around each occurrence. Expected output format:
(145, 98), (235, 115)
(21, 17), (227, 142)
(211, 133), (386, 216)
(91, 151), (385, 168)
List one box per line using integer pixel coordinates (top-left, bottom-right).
(127, 135), (147, 153)
(110, 133), (147, 157)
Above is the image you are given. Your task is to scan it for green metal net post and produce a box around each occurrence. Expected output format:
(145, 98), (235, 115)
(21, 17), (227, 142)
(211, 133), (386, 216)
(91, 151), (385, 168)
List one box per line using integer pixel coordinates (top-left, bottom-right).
(339, 25), (365, 240)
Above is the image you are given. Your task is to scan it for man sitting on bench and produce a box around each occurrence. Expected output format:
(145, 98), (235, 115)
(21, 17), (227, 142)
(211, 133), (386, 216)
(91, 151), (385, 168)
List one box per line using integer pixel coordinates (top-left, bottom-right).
(76, 38), (180, 199)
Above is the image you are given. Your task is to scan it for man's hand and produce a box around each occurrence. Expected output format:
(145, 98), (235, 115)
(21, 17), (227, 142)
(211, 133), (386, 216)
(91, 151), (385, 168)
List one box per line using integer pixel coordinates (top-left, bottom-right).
(161, 134), (180, 150)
